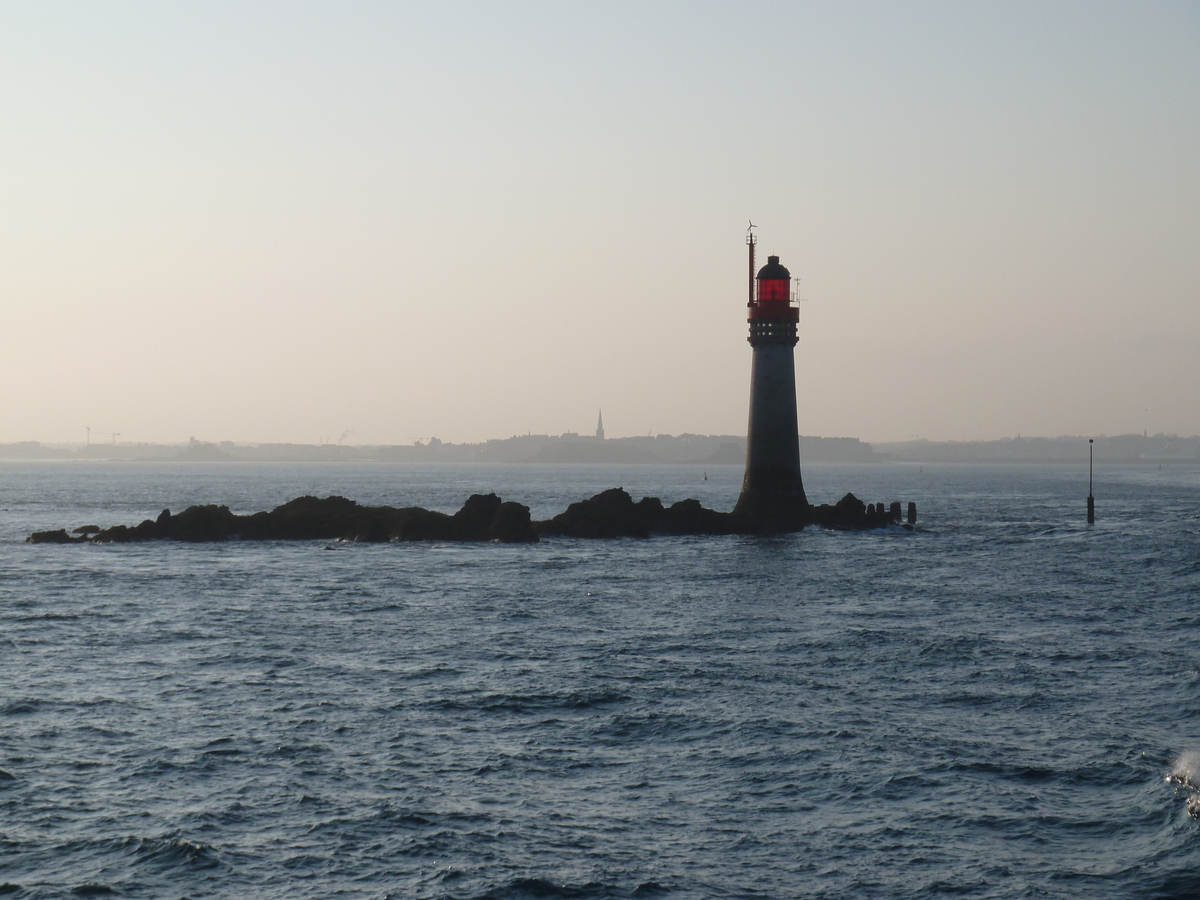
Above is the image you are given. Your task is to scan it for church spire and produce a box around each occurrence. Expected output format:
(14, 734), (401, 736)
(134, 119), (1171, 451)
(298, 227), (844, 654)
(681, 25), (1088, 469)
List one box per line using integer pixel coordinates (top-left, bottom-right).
(596, 409), (605, 441)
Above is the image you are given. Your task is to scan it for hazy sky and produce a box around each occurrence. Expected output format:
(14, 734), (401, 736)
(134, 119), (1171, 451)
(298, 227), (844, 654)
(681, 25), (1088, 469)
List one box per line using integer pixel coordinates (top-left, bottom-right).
(2, 1), (1197, 445)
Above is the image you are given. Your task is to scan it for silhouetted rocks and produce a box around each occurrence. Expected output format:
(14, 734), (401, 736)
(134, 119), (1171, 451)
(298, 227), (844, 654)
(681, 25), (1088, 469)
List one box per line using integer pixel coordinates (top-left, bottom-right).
(535, 488), (745, 538)
(536, 488), (909, 536)
(538, 488), (652, 538)
(29, 494), (537, 545)
(658, 497), (744, 535)
(809, 493), (903, 530)
(28, 488), (911, 545)
(28, 529), (85, 544)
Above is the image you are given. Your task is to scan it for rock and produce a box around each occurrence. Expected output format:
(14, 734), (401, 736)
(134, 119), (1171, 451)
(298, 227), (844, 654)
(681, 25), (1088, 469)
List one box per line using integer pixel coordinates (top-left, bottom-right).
(241, 496), (372, 540)
(27, 529), (84, 544)
(484, 500), (538, 543)
(90, 525), (131, 543)
(450, 493), (504, 539)
(167, 505), (237, 542)
(93, 519), (158, 542)
(660, 498), (740, 535)
(806, 492), (865, 530)
(807, 492), (903, 530)
(29, 487), (909, 545)
(537, 488), (649, 538)
(635, 496), (665, 518)
(66, 493), (537, 545)
(536, 488), (740, 537)
(385, 507), (455, 542)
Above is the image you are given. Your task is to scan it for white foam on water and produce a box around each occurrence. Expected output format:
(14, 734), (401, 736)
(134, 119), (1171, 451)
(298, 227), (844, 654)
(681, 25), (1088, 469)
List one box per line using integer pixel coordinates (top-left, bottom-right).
(1167, 751), (1200, 818)
(1168, 751), (1200, 789)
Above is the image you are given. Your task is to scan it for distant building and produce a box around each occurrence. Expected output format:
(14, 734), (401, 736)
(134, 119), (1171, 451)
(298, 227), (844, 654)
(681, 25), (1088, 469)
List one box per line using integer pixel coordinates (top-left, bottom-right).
(596, 409), (605, 441)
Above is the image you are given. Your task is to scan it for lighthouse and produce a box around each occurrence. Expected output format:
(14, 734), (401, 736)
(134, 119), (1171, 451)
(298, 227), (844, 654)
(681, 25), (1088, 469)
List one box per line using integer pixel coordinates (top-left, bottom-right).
(733, 232), (809, 525)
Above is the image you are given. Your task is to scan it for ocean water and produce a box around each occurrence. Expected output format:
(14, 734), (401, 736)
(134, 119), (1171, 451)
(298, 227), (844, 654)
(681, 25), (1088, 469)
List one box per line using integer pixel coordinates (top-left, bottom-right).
(1, 461), (1199, 899)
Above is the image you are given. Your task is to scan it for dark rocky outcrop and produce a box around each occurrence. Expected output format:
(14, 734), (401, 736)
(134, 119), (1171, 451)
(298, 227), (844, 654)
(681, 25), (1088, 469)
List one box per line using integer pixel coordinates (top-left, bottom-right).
(28, 494), (537, 544)
(537, 488), (653, 538)
(535, 489), (745, 538)
(27, 489), (910, 545)
(809, 492), (902, 531)
(535, 488), (905, 537)
(28, 528), (86, 544)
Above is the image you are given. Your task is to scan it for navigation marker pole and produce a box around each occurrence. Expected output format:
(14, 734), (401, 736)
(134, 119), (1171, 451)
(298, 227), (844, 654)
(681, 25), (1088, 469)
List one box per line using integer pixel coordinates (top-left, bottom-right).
(1087, 439), (1095, 524)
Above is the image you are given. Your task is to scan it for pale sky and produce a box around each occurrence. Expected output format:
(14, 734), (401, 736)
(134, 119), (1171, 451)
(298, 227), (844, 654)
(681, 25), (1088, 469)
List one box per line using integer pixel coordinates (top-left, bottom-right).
(2, 1), (1197, 445)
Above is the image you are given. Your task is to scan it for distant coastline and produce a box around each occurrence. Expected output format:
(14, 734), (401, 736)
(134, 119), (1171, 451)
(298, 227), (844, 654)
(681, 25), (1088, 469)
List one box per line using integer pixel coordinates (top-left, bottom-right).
(2, 432), (1198, 465)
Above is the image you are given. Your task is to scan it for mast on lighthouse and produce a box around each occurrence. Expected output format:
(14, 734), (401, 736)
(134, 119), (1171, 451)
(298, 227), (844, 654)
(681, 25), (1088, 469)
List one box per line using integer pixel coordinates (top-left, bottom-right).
(733, 229), (808, 526)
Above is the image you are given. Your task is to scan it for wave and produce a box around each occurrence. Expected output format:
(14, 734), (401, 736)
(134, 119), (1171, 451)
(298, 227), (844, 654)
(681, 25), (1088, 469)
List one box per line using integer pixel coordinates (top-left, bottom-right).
(71, 885), (118, 896)
(472, 878), (616, 900)
(55, 835), (220, 871)
(1167, 751), (1200, 818)
(0, 700), (41, 716)
(425, 690), (630, 713)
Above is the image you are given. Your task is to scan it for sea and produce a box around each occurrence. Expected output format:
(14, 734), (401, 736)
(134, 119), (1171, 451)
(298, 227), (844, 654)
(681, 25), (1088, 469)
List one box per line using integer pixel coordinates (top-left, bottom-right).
(1, 460), (1199, 900)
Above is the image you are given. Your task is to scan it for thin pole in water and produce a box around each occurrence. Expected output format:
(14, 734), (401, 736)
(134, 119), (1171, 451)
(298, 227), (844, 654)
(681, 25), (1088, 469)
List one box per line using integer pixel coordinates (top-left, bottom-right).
(1087, 439), (1095, 524)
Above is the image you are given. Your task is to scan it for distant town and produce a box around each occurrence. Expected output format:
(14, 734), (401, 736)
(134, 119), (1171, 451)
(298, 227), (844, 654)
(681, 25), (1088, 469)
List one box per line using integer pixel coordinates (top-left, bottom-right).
(2, 432), (1197, 464)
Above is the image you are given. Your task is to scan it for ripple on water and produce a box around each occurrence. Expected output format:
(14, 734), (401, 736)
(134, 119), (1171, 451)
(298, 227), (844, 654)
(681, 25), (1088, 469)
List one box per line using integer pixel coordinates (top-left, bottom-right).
(1, 462), (1199, 899)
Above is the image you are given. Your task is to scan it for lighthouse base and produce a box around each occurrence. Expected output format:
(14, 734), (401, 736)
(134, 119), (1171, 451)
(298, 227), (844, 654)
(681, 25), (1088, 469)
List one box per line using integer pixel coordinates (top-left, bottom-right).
(734, 339), (808, 529)
(732, 472), (810, 531)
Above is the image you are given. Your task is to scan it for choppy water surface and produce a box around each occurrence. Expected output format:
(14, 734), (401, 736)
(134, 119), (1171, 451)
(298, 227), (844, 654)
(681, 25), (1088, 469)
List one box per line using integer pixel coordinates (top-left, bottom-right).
(2, 461), (1199, 899)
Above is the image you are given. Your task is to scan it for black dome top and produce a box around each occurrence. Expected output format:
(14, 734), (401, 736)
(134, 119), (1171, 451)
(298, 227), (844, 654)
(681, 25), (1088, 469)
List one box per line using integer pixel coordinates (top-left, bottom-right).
(756, 255), (790, 280)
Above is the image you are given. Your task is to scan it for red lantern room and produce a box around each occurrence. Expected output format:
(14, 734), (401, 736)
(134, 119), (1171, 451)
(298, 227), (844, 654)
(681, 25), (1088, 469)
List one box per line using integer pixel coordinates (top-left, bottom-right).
(750, 256), (799, 321)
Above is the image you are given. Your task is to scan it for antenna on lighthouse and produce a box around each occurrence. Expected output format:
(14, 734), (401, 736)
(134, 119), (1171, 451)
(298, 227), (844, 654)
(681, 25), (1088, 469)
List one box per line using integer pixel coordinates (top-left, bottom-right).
(746, 221), (757, 307)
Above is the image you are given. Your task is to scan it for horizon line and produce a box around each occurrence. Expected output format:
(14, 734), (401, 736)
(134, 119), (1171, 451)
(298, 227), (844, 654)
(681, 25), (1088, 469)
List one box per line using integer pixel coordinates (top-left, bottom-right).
(2, 431), (1196, 450)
